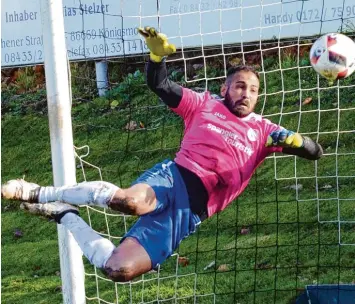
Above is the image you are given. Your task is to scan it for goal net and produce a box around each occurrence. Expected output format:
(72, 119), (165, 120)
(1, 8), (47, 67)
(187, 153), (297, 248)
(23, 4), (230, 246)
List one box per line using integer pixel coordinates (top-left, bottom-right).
(2, 0), (354, 303)
(68, 1), (355, 302)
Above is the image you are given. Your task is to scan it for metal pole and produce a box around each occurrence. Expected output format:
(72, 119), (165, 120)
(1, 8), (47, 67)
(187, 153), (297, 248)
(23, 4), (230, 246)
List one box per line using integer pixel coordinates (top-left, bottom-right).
(40, 0), (86, 303)
(95, 60), (109, 97)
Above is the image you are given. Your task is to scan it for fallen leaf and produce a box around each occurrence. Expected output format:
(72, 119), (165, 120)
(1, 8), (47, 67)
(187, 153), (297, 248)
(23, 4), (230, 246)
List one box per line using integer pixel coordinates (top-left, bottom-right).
(229, 57), (242, 66)
(125, 121), (137, 131)
(287, 184), (303, 191)
(110, 100), (119, 109)
(321, 184), (333, 189)
(302, 97), (312, 105)
(217, 264), (230, 272)
(178, 256), (189, 267)
(240, 227), (250, 235)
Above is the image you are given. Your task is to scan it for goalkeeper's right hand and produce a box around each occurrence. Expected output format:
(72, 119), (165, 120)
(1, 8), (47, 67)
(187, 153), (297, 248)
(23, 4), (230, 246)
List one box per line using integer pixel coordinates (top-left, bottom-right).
(138, 26), (176, 63)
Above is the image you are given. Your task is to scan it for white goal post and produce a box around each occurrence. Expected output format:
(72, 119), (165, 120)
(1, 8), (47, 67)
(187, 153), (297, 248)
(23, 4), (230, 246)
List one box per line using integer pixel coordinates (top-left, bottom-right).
(40, 0), (86, 303)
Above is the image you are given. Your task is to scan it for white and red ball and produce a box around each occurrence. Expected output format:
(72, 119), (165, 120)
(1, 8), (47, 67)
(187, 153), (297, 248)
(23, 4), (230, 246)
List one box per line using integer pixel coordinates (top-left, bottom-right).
(310, 33), (355, 81)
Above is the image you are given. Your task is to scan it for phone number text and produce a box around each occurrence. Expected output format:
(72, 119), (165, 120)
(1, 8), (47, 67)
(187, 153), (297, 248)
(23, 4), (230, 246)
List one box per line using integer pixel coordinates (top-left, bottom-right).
(264, 5), (355, 24)
(2, 49), (43, 64)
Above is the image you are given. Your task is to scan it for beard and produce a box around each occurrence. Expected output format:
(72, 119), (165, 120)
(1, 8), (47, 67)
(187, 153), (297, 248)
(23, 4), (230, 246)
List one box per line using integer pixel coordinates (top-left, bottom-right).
(224, 91), (255, 118)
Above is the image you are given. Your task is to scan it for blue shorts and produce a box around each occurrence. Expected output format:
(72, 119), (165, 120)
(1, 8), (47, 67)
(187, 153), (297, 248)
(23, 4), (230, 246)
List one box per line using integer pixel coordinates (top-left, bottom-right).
(121, 160), (201, 268)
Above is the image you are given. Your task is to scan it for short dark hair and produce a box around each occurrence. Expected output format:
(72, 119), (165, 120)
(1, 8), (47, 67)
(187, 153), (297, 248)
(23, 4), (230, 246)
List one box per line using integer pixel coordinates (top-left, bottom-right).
(226, 65), (260, 83)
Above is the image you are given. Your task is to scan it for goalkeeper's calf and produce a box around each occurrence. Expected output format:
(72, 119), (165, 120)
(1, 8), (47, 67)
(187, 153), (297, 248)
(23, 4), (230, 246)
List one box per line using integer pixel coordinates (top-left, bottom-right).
(2, 179), (162, 282)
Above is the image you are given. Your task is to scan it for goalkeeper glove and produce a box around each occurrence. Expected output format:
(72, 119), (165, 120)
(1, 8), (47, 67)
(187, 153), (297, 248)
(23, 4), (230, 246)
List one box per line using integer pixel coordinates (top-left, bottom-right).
(138, 26), (176, 62)
(266, 129), (304, 148)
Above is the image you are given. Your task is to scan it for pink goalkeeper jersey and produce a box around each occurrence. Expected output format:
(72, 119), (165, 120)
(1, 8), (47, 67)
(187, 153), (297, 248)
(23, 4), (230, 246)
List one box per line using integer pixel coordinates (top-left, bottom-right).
(172, 88), (283, 217)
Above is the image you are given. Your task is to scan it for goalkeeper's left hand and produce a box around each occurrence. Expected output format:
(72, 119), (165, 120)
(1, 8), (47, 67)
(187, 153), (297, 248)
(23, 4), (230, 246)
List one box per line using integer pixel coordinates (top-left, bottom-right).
(138, 26), (176, 63)
(266, 129), (304, 148)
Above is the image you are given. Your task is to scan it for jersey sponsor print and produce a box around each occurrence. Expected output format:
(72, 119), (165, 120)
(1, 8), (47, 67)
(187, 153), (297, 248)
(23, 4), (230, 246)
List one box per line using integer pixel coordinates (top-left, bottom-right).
(172, 88), (282, 216)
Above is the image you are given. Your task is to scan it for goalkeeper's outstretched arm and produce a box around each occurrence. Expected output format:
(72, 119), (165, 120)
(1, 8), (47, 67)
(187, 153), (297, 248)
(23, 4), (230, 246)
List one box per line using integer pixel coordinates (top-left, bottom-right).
(266, 129), (323, 160)
(138, 26), (183, 108)
(146, 59), (183, 108)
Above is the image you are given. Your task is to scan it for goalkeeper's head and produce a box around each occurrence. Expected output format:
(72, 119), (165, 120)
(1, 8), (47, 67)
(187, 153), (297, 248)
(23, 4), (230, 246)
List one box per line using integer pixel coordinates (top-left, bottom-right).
(220, 65), (260, 118)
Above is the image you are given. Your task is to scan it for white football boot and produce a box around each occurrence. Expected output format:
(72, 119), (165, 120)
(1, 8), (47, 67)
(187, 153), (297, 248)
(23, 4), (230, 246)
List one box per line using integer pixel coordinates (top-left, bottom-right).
(21, 202), (79, 223)
(1, 179), (40, 202)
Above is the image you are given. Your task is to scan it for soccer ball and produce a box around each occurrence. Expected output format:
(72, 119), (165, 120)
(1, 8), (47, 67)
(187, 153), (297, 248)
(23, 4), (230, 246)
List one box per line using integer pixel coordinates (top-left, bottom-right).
(310, 33), (355, 81)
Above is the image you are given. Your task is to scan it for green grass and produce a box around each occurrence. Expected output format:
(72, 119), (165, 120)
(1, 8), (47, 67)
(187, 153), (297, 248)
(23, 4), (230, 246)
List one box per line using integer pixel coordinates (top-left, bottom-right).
(2, 57), (355, 304)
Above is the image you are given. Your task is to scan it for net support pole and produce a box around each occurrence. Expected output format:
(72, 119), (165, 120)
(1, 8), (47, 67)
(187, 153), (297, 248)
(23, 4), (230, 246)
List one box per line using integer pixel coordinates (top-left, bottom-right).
(40, 0), (86, 303)
(95, 60), (108, 97)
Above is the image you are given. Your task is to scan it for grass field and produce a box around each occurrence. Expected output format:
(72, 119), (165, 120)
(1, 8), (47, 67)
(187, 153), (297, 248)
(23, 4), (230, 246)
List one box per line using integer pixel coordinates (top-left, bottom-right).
(2, 51), (355, 304)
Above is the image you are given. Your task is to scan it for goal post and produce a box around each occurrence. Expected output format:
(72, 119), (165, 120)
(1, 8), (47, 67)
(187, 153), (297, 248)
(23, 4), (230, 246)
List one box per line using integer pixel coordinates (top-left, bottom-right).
(40, 0), (86, 302)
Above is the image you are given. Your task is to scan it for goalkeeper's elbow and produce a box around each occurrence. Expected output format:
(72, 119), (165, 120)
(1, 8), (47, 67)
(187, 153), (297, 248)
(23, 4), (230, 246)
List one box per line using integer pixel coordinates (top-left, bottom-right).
(304, 136), (323, 160)
(305, 143), (323, 160)
(313, 143), (323, 160)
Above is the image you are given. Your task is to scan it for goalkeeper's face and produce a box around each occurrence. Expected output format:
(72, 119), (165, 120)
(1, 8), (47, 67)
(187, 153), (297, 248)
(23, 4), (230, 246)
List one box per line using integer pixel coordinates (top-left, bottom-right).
(221, 71), (260, 117)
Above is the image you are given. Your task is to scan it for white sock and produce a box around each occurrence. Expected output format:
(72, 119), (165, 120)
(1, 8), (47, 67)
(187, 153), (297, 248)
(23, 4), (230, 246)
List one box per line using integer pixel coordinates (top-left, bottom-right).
(60, 212), (115, 269)
(38, 181), (119, 208)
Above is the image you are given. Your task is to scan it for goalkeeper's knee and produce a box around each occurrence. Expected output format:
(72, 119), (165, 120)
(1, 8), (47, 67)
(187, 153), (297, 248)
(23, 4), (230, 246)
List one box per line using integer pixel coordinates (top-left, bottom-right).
(104, 252), (137, 282)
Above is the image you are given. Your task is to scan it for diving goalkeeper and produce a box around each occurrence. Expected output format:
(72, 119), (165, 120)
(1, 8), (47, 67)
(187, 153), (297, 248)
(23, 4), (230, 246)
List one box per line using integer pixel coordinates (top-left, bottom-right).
(1, 27), (323, 282)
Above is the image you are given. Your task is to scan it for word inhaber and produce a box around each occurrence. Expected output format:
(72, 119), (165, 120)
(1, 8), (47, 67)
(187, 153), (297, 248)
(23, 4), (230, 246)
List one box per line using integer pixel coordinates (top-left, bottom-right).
(5, 10), (38, 23)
